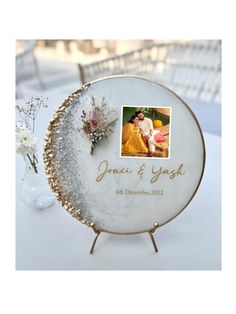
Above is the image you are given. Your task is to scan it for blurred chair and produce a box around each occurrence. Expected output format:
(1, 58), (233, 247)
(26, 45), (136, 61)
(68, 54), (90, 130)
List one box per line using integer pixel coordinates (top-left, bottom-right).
(16, 40), (44, 98)
(78, 40), (221, 104)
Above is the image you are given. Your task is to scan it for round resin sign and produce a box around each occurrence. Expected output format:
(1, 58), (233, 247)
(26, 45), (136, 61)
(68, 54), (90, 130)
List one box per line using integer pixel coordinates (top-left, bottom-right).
(44, 76), (205, 234)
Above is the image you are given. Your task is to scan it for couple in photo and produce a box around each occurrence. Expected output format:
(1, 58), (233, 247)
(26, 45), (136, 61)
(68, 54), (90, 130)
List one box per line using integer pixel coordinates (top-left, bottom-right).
(122, 110), (160, 156)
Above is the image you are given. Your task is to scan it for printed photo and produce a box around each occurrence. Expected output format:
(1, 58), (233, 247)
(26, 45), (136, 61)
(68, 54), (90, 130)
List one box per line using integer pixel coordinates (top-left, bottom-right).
(121, 106), (171, 158)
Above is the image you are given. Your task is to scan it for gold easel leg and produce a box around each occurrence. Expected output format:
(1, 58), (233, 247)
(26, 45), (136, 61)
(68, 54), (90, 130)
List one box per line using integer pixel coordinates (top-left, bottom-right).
(148, 222), (159, 253)
(90, 223), (101, 254)
(148, 232), (158, 252)
(90, 231), (101, 254)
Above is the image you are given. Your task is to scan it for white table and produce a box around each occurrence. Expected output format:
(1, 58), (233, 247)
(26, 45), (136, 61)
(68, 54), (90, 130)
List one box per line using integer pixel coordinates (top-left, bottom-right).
(16, 94), (221, 270)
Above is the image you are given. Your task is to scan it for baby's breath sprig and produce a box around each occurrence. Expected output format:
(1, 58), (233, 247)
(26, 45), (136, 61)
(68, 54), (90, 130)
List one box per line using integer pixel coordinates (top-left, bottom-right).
(16, 96), (48, 173)
(16, 96), (48, 132)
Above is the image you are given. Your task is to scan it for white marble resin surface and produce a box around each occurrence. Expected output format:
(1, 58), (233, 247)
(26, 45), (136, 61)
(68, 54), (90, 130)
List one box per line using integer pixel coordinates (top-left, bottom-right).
(51, 76), (205, 233)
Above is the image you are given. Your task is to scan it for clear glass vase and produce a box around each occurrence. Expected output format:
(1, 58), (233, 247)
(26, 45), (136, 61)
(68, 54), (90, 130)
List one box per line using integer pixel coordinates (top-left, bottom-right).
(18, 155), (55, 210)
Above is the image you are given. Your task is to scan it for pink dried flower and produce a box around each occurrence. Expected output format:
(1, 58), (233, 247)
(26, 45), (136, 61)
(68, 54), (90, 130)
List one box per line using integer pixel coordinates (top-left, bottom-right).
(78, 97), (118, 155)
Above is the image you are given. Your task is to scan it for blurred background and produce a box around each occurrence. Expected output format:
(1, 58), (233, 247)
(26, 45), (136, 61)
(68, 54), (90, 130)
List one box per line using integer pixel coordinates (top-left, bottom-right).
(15, 39), (221, 135)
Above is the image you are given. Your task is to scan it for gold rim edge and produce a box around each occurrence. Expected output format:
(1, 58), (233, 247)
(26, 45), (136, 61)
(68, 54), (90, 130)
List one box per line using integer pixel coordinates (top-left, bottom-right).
(43, 75), (206, 235)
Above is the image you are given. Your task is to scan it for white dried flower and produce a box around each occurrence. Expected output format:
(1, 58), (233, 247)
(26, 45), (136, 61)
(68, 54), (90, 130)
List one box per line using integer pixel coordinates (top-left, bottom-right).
(16, 125), (38, 156)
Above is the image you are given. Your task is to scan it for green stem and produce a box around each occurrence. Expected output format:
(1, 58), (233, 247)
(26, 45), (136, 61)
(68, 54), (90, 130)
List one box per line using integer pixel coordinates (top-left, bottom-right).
(33, 154), (38, 163)
(26, 154), (38, 174)
(90, 144), (95, 155)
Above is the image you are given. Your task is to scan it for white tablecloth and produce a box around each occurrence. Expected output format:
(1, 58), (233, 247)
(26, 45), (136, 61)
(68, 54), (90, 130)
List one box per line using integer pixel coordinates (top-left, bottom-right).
(16, 94), (221, 270)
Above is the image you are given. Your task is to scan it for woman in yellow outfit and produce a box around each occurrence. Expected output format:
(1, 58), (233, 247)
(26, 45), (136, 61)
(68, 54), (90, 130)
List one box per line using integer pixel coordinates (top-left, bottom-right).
(122, 115), (148, 154)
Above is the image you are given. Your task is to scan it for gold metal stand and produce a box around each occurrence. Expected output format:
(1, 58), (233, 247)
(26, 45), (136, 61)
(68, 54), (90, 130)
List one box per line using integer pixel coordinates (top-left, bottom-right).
(90, 224), (101, 254)
(89, 222), (159, 254)
(148, 222), (159, 252)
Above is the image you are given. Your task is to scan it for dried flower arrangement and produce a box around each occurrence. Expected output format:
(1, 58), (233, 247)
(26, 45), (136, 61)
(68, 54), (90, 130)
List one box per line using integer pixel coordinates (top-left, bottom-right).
(78, 96), (118, 155)
(16, 96), (48, 173)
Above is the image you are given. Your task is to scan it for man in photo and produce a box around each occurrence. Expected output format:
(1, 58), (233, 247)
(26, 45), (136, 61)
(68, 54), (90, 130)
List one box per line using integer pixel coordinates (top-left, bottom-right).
(135, 110), (159, 155)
